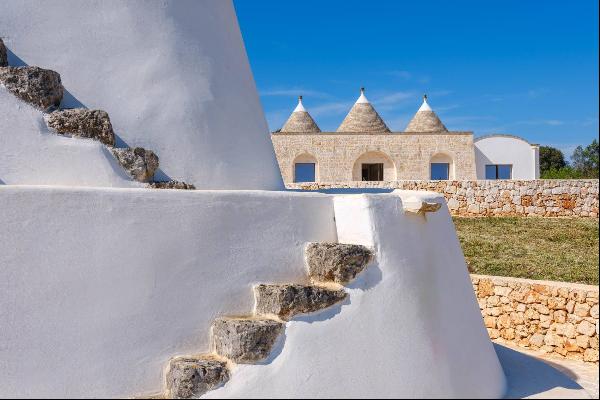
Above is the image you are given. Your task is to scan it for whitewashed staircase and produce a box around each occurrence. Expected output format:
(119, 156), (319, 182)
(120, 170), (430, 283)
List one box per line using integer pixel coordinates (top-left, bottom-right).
(0, 39), (193, 189)
(162, 242), (373, 399)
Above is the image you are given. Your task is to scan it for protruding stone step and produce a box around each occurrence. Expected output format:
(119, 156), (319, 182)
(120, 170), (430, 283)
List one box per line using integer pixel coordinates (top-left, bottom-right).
(149, 180), (196, 190)
(165, 356), (229, 399)
(0, 38), (7, 67)
(211, 317), (284, 364)
(46, 108), (115, 146)
(110, 147), (159, 182)
(0, 66), (63, 110)
(254, 283), (347, 320)
(402, 196), (442, 214)
(305, 242), (373, 284)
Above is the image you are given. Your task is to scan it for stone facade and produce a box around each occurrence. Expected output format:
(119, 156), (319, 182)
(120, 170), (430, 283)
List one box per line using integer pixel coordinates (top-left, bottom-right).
(472, 274), (599, 364)
(288, 179), (600, 218)
(272, 132), (477, 182)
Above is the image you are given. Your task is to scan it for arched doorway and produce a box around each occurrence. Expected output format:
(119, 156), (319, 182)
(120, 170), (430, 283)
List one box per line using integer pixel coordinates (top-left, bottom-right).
(352, 151), (397, 181)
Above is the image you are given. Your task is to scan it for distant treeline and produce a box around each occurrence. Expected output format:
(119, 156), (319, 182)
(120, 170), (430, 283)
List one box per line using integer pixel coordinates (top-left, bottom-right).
(540, 139), (599, 179)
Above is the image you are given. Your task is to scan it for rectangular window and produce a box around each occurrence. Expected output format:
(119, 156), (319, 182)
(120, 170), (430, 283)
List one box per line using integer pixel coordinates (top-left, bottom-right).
(485, 164), (512, 180)
(430, 163), (450, 180)
(361, 163), (384, 181)
(294, 163), (315, 183)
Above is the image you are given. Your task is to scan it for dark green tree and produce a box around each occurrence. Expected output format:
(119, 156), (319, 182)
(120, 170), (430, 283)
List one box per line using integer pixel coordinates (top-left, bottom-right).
(572, 139), (599, 178)
(539, 146), (566, 174)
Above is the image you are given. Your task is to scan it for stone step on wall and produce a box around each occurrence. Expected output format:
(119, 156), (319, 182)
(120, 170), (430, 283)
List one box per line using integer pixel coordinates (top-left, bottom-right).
(46, 108), (116, 146)
(305, 242), (373, 284)
(288, 180), (600, 218)
(166, 356), (230, 399)
(254, 283), (347, 321)
(162, 243), (374, 399)
(0, 59), (197, 188)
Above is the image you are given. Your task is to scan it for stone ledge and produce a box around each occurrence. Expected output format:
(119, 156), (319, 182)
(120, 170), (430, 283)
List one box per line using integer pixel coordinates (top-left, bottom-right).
(0, 66), (63, 110)
(111, 147), (159, 183)
(211, 317), (284, 364)
(254, 283), (347, 320)
(149, 181), (196, 190)
(305, 242), (373, 284)
(46, 108), (115, 146)
(165, 355), (229, 399)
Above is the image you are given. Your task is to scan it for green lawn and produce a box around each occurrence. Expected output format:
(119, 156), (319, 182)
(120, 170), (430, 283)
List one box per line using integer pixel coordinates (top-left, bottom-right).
(454, 217), (599, 285)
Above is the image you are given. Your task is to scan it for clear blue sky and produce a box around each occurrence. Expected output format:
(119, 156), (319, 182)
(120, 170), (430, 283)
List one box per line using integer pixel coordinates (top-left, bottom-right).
(234, 0), (598, 159)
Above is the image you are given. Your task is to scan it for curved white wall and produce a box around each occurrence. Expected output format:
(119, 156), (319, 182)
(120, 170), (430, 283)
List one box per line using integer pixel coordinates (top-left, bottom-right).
(0, 186), (505, 398)
(207, 191), (506, 398)
(475, 135), (539, 180)
(0, 0), (283, 190)
(0, 186), (336, 398)
(0, 89), (141, 187)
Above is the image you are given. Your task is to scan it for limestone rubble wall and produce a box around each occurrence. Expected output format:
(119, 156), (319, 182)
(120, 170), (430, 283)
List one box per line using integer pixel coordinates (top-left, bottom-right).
(287, 179), (600, 217)
(471, 274), (599, 364)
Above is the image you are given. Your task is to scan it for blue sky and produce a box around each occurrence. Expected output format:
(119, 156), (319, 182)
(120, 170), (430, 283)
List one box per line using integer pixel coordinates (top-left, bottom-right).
(234, 0), (598, 159)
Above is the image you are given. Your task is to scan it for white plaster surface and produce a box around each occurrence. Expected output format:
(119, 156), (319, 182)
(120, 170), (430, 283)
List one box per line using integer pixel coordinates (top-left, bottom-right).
(418, 98), (433, 111)
(475, 135), (540, 180)
(356, 89), (369, 103)
(206, 190), (507, 398)
(0, 89), (141, 187)
(0, 0), (282, 190)
(293, 98), (307, 112)
(0, 186), (336, 398)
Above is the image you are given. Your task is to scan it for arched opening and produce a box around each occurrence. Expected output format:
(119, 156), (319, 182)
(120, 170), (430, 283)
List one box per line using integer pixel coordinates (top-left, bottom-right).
(430, 153), (455, 180)
(293, 153), (318, 183)
(352, 151), (397, 181)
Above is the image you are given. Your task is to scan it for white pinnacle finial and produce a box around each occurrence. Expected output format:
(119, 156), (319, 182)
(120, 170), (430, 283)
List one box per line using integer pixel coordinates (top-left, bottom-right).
(356, 87), (369, 104)
(418, 94), (432, 112)
(293, 95), (307, 112)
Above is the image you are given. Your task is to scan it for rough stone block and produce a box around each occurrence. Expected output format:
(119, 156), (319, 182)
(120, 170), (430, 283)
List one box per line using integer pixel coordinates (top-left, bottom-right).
(149, 180), (196, 190)
(0, 66), (63, 109)
(0, 38), (7, 67)
(254, 283), (347, 320)
(111, 147), (159, 182)
(211, 317), (284, 363)
(583, 348), (598, 362)
(46, 108), (115, 146)
(574, 303), (591, 317)
(305, 242), (372, 284)
(165, 356), (229, 399)
(576, 320), (596, 337)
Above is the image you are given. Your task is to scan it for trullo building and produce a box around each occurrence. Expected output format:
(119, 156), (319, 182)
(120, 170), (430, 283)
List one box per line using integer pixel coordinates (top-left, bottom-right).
(272, 89), (540, 184)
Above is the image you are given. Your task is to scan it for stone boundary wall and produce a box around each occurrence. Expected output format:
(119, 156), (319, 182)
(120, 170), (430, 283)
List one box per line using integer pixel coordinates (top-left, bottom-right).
(287, 179), (599, 217)
(471, 274), (599, 363)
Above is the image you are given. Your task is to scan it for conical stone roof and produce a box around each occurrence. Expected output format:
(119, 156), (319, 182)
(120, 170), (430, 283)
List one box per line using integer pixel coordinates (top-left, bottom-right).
(280, 96), (321, 133)
(405, 95), (448, 132)
(336, 88), (390, 133)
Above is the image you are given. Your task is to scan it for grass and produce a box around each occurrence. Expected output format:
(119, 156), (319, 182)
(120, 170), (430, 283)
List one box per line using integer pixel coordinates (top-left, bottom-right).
(453, 217), (599, 285)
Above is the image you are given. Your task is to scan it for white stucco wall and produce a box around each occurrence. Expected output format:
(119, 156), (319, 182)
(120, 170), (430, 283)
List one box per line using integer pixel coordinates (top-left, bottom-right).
(208, 191), (506, 398)
(0, 186), (505, 398)
(474, 135), (540, 180)
(0, 0), (282, 190)
(0, 186), (336, 398)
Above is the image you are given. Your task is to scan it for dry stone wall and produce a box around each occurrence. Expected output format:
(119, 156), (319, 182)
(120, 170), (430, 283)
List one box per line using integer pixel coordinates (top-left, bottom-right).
(288, 180), (599, 218)
(472, 274), (599, 363)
